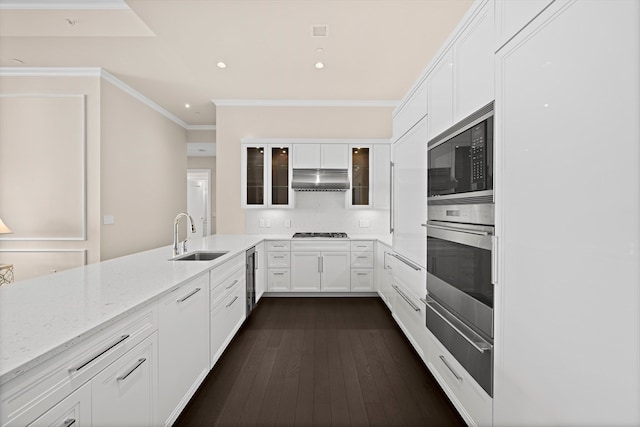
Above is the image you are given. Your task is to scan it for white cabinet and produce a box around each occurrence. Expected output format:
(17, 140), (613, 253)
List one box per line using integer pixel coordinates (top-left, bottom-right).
(92, 332), (158, 427)
(28, 382), (92, 427)
(290, 241), (351, 292)
(427, 50), (454, 139)
(372, 144), (391, 209)
(391, 118), (428, 268)
(209, 253), (246, 367)
(350, 241), (374, 291)
(392, 78), (428, 141)
(495, 0), (554, 49)
(453, 0), (494, 122)
(254, 242), (265, 302)
(266, 240), (291, 291)
(158, 273), (209, 426)
(375, 242), (395, 310)
(425, 329), (492, 427)
(241, 143), (293, 208)
(293, 143), (349, 169)
(494, 1), (640, 425)
(426, 0), (494, 140)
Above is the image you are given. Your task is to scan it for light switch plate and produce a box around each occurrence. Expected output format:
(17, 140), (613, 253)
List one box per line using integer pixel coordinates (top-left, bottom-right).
(103, 215), (115, 225)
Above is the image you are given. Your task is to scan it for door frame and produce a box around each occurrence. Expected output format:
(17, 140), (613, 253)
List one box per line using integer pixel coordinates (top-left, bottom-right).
(187, 169), (212, 236)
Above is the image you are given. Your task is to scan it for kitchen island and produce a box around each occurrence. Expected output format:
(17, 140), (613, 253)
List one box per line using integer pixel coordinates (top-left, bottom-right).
(0, 233), (390, 426)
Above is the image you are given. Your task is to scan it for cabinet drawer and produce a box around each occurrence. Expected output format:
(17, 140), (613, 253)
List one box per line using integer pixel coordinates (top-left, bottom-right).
(210, 284), (245, 366)
(351, 252), (374, 268)
(267, 270), (290, 291)
(267, 252), (290, 268)
(350, 241), (374, 252)
(266, 241), (290, 251)
(392, 282), (427, 360)
(210, 266), (244, 310)
(1, 306), (157, 427)
(426, 330), (493, 426)
(27, 381), (91, 427)
(210, 252), (245, 288)
(389, 253), (426, 299)
(291, 241), (350, 252)
(351, 269), (374, 291)
(91, 332), (157, 427)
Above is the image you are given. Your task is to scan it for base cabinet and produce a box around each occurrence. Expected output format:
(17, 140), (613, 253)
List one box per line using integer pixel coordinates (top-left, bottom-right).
(158, 274), (209, 426)
(375, 243), (395, 310)
(91, 333), (158, 427)
(210, 273), (246, 367)
(290, 244), (351, 292)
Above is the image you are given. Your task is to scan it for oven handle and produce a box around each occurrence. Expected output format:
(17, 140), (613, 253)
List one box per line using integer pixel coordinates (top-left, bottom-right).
(425, 296), (492, 353)
(426, 222), (491, 236)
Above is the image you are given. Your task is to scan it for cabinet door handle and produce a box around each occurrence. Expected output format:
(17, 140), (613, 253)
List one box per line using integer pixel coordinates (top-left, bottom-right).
(62, 419), (76, 427)
(390, 161), (394, 233)
(391, 253), (421, 271)
(225, 279), (239, 290)
(226, 296), (239, 308)
(392, 284), (420, 312)
(177, 287), (201, 303)
(68, 334), (130, 373)
(318, 256), (323, 273)
(116, 358), (147, 381)
(439, 355), (463, 381)
(255, 252), (259, 271)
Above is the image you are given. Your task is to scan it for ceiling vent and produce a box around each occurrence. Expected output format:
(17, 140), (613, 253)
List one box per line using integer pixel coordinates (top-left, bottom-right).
(312, 25), (327, 37)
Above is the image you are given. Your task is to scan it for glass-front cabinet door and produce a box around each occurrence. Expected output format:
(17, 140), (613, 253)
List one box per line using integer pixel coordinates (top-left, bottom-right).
(241, 143), (293, 208)
(350, 145), (371, 207)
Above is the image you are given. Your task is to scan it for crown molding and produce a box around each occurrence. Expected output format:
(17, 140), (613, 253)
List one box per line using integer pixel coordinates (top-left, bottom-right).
(0, 67), (191, 129)
(186, 125), (216, 131)
(211, 99), (400, 108)
(0, 0), (128, 9)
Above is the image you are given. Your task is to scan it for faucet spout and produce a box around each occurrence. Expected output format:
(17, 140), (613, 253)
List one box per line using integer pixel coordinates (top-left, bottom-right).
(173, 213), (196, 257)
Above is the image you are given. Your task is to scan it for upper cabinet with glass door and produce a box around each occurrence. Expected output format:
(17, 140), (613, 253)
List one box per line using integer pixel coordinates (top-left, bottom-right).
(350, 145), (371, 207)
(241, 144), (293, 208)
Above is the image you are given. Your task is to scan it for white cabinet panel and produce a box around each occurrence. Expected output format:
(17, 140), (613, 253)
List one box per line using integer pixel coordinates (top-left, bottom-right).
(392, 119), (427, 268)
(391, 280), (426, 361)
(495, 1), (640, 425)
(292, 143), (320, 168)
(290, 251), (321, 292)
(320, 252), (350, 292)
(210, 279), (245, 366)
(372, 144), (391, 209)
(454, 0), (494, 122)
(495, 0), (554, 49)
(393, 79), (428, 141)
(350, 269), (374, 292)
(321, 144), (349, 169)
(158, 274), (209, 426)
(255, 242), (265, 301)
(267, 269), (290, 291)
(427, 50), (454, 140)
(92, 333), (158, 427)
(28, 382), (91, 427)
(375, 243), (395, 310)
(267, 252), (290, 268)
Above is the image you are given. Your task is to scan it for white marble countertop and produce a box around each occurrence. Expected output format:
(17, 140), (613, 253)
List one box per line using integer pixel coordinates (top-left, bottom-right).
(0, 233), (392, 385)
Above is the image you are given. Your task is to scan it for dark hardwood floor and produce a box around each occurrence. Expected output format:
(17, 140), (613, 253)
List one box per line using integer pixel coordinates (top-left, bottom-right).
(175, 297), (464, 427)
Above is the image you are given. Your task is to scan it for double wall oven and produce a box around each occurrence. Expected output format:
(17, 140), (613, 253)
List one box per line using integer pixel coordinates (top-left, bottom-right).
(425, 102), (495, 396)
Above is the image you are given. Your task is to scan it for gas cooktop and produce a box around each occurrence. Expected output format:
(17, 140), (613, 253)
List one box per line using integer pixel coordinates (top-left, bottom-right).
(292, 232), (349, 238)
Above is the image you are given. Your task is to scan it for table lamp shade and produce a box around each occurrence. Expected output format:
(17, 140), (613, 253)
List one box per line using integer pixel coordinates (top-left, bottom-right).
(0, 218), (12, 234)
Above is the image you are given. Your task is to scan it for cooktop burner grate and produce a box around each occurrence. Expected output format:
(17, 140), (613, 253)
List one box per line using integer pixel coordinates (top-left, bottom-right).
(292, 232), (348, 238)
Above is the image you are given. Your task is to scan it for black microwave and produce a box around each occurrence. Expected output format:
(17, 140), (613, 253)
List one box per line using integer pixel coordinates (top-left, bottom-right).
(427, 103), (493, 200)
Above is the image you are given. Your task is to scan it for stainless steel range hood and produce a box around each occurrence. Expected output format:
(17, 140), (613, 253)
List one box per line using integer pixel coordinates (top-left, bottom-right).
(291, 169), (350, 191)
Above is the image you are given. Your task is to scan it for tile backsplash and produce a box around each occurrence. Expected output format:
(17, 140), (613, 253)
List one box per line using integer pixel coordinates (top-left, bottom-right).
(245, 192), (390, 235)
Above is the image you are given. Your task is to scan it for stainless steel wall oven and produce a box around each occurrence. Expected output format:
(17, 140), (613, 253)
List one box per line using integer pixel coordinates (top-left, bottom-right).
(426, 102), (495, 396)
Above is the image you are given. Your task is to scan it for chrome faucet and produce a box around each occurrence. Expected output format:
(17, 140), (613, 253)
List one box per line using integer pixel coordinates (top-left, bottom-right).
(173, 213), (196, 257)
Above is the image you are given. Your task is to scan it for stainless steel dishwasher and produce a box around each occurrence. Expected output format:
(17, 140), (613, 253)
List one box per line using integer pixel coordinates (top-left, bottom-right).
(246, 246), (256, 316)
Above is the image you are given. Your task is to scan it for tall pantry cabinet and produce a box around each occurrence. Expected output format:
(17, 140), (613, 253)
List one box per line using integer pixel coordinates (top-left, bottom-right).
(493, 0), (640, 425)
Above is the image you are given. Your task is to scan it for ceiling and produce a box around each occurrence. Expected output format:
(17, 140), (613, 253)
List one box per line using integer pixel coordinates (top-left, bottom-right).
(0, 0), (473, 127)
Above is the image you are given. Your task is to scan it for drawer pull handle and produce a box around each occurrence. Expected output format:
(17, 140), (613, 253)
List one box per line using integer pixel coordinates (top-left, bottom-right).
(226, 296), (239, 308)
(390, 253), (421, 271)
(357, 256), (368, 259)
(62, 419), (76, 427)
(439, 355), (463, 381)
(272, 245), (286, 248)
(226, 279), (239, 290)
(357, 272), (368, 276)
(69, 334), (130, 373)
(177, 287), (201, 303)
(273, 272), (285, 276)
(392, 284), (420, 312)
(274, 255), (285, 259)
(356, 245), (368, 248)
(117, 358), (147, 381)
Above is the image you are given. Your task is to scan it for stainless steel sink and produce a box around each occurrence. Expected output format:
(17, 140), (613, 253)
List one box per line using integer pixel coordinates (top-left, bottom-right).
(171, 251), (228, 261)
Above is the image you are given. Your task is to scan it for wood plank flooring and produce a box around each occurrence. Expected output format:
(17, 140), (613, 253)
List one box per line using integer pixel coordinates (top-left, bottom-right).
(175, 297), (464, 427)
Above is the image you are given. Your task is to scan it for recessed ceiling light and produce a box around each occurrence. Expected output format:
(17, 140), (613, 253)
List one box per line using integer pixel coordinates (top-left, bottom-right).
(185, 103), (190, 108)
(314, 62), (325, 69)
(217, 62), (227, 69)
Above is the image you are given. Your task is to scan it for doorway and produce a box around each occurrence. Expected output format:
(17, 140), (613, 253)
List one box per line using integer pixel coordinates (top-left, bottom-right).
(187, 169), (212, 236)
